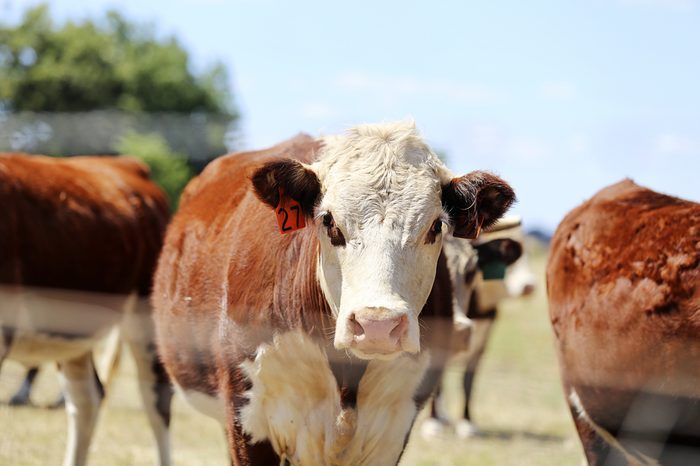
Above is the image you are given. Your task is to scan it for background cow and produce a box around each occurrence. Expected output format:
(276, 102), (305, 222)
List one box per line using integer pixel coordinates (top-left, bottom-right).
(153, 122), (515, 465)
(0, 154), (172, 466)
(421, 221), (530, 439)
(548, 180), (700, 465)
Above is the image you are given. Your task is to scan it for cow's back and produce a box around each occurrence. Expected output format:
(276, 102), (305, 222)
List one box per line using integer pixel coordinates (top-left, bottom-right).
(548, 179), (700, 461)
(0, 153), (169, 295)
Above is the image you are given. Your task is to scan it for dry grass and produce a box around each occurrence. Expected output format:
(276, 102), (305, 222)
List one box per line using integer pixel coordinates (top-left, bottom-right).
(0, 245), (583, 465)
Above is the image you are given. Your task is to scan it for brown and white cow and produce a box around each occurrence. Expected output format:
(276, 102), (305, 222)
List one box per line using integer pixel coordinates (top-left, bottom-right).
(548, 180), (700, 465)
(421, 223), (527, 439)
(153, 121), (515, 465)
(0, 153), (172, 466)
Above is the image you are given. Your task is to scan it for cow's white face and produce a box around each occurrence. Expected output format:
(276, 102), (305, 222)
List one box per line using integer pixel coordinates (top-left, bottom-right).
(311, 131), (447, 359)
(252, 122), (515, 361)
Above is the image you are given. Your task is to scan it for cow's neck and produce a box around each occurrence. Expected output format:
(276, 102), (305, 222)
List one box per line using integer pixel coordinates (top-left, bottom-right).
(274, 226), (333, 338)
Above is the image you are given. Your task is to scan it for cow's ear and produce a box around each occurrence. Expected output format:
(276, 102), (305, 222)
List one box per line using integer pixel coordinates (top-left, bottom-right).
(252, 159), (321, 216)
(475, 238), (523, 266)
(496, 238), (523, 266)
(442, 171), (515, 239)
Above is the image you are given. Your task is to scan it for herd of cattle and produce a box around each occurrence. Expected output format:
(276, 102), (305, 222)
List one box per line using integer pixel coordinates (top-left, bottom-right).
(0, 121), (698, 466)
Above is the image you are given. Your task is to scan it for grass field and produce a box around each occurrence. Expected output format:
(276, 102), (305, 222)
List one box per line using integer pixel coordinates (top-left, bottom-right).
(0, 244), (584, 465)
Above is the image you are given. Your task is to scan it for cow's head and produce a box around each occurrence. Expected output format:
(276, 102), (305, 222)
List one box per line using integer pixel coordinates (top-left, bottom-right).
(472, 236), (530, 310)
(253, 122), (514, 360)
(475, 219), (537, 304)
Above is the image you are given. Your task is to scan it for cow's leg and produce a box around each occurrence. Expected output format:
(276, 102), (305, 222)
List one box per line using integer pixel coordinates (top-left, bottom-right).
(455, 316), (495, 438)
(125, 337), (172, 466)
(58, 352), (103, 466)
(9, 366), (39, 406)
(122, 295), (172, 466)
(0, 326), (13, 366)
(462, 364), (477, 421)
(121, 296), (173, 465)
(567, 386), (639, 466)
(420, 383), (452, 439)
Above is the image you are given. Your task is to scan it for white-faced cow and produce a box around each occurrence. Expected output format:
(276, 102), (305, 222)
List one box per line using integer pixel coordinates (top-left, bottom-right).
(548, 180), (700, 465)
(0, 153), (172, 466)
(153, 121), (515, 465)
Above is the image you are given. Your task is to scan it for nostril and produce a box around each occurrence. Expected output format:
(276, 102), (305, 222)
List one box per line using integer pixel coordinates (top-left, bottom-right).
(350, 314), (365, 337)
(390, 315), (408, 341)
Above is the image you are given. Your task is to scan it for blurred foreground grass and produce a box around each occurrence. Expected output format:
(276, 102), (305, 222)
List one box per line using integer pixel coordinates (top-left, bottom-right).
(0, 244), (583, 465)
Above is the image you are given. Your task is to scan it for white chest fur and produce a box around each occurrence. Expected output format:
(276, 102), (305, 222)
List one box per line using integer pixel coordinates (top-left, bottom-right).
(239, 331), (429, 466)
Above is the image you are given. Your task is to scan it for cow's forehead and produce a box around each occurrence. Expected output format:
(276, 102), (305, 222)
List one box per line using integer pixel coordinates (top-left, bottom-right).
(314, 121), (447, 218)
(314, 121), (447, 183)
(322, 176), (443, 237)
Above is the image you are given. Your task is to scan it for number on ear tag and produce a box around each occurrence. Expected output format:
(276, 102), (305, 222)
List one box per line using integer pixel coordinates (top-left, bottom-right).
(276, 189), (306, 234)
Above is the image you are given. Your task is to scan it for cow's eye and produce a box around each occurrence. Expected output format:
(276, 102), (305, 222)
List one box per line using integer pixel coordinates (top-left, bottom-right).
(323, 212), (334, 227)
(426, 218), (443, 244)
(322, 212), (346, 247)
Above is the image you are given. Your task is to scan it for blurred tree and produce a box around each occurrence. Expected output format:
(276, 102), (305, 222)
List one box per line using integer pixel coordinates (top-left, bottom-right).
(116, 131), (193, 209)
(0, 5), (238, 206)
(0, 5), (236, 116)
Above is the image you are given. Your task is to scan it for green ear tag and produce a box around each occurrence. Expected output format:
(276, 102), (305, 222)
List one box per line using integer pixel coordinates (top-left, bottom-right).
(481, 261), (507, 280)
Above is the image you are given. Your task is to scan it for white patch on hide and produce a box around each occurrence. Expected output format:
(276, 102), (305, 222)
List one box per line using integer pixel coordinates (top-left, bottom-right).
(337, 351), (430, 466)
(239, 331), (349, 465)
(239, 330), (431, 466)
(1, 286), (131, 365)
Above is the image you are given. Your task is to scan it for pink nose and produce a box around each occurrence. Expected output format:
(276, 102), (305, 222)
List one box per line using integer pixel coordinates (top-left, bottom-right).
(350, 311), (408, 354)
(522, 284), (535, 296)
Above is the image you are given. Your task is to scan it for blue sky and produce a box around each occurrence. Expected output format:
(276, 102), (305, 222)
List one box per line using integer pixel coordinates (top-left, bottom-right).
(4, 0), (698, 230)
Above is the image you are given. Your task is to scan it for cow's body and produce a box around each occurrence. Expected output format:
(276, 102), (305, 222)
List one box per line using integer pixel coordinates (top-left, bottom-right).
(548, 180), (700, 465)
(0, 153), (172, 466)
(153, 123), (515, 465)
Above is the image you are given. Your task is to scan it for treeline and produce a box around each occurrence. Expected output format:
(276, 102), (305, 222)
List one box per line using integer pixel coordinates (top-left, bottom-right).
(0, 5), (240, 208)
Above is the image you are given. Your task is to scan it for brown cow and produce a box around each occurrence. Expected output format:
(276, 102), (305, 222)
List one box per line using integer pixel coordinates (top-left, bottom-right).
(0, 153), (172, 466)
(548, 180), (700, 465)
(153, 121), (515, 465)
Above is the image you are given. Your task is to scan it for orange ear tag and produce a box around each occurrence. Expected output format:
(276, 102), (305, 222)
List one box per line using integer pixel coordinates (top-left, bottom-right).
(275, 188), (306, 234)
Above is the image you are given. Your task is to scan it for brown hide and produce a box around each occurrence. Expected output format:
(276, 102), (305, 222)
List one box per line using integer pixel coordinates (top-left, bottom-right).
(152, 135), (330, 396)
(548, 179), (700, 464)
(0, 153), (169, 296)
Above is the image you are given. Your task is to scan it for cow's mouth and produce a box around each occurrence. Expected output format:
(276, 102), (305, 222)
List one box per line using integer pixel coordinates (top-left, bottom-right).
(348, 346), (414, 361)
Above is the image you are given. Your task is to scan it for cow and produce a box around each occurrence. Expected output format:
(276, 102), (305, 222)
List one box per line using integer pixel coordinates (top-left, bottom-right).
(421, 221), (529, 439)
(0, 153), (173, 466)
(547, 179), (700, 465)
(152, 121), (515, 465)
